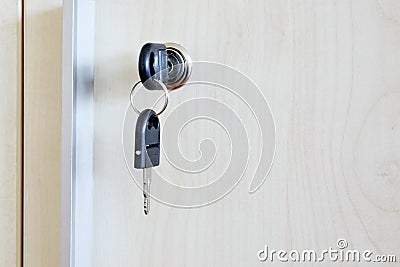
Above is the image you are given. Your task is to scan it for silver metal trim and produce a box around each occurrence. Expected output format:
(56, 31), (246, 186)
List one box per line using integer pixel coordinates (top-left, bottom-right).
(61, 0), (75, 266)
(61, 0), (95, 266)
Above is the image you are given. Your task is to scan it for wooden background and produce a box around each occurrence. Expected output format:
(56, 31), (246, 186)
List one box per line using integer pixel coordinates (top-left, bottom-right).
(13, 0), (400, 266)
(24, 0), (62, 266)
(0, 0), (20, 266)
(90, 0), (400, 266)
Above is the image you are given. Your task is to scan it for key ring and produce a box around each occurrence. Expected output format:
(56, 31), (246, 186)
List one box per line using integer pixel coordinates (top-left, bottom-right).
(130, 80), (169, 116)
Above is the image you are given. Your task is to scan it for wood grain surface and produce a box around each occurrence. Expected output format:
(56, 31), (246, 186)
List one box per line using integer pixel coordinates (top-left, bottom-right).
(23, 0), (62, 266)
(90, 0), (400, 266)
(21, 0), (400, 266)
(0, 0), (21, 266)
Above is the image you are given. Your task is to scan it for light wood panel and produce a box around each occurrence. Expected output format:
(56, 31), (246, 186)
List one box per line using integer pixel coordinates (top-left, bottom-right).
(24, 0), (63, 266)
(90, 0), (400, 266)
(0, 0), (21, 266)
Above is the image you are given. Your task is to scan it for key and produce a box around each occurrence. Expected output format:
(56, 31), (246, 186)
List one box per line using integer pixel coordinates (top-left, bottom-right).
(134, 109), (160, 215)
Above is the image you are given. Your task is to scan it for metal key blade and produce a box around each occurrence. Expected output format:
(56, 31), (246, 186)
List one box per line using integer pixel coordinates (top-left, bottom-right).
(134, 109), (159, 215)
(143, 168), (152, 215)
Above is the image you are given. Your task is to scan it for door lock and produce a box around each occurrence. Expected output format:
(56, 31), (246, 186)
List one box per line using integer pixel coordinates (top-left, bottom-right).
(138, 42), (192, 90)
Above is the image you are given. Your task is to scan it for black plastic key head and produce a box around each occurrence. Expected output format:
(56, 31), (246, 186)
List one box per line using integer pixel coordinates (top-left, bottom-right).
(134, 109), (160, 169)
(138, 43), (168, 90)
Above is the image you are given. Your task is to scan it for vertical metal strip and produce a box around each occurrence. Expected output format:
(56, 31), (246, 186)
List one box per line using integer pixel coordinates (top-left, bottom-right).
(61, 0), (75, 266)
(73, 0), (95, 266)
(61, 0), (95, 266)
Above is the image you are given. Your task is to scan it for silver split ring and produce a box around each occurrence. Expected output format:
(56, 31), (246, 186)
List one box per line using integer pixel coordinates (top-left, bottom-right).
(130, 80), (169, 116)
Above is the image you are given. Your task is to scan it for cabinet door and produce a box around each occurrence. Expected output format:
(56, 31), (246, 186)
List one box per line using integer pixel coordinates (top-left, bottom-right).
(24, 0), (63, 266)
(70, 1), (400, 266)
(0, 0), (21, 266)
